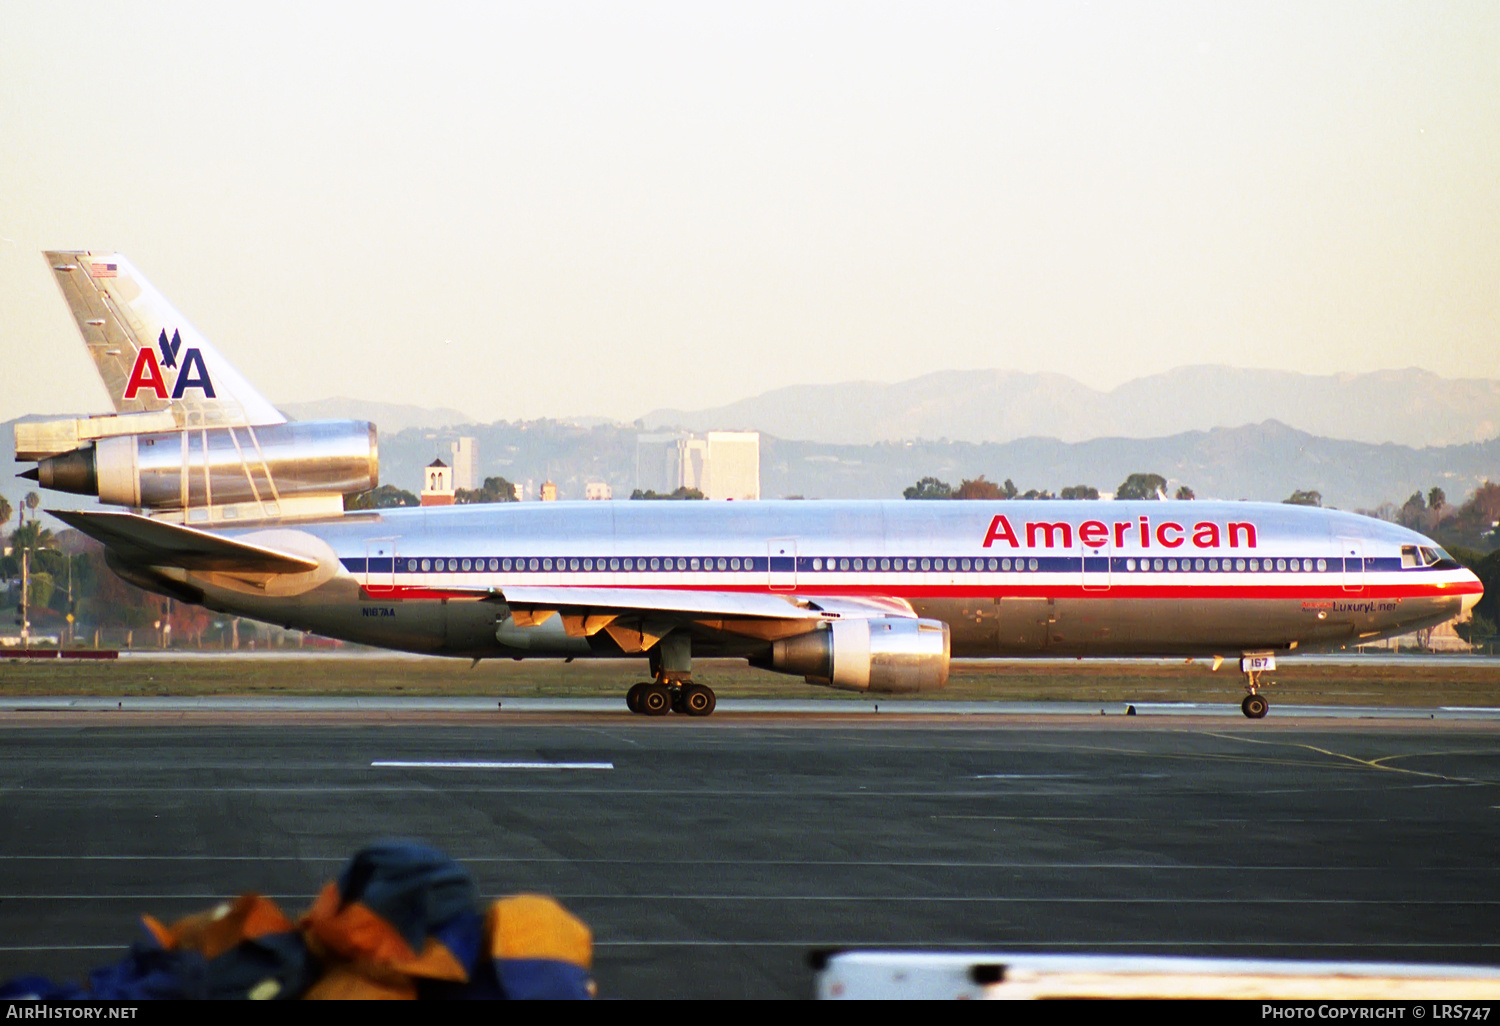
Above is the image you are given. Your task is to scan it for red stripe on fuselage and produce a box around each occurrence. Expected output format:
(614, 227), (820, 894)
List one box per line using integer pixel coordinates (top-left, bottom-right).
(359, 580), (1479, 602)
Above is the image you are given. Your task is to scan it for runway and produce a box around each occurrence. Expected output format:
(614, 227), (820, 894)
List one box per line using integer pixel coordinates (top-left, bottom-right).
(1, 704), (1498, 999)
(6, 695), (1500, 719)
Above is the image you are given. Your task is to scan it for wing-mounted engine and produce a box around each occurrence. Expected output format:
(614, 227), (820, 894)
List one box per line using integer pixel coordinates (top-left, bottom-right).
(21, 419), (378, 524)
(756, 616), (951, 693)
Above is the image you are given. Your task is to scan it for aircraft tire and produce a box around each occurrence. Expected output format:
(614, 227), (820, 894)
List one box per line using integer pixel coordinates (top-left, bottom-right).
(681, 685), (716, 717)
(1241, 694), (1269, 719)
(640, 685), (672, 717)
(626, 683), (647, 714)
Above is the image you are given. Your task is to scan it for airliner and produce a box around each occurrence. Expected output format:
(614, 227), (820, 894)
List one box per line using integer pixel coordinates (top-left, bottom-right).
(18, 253), (1483, 718)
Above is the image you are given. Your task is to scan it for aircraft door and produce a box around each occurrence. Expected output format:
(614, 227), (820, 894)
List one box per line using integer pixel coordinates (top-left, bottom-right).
(365, 538), (398, 594)
(1339, 538), (1365, 593)
(768, 538), (797, 591)
(1080, 534), (1111, 591)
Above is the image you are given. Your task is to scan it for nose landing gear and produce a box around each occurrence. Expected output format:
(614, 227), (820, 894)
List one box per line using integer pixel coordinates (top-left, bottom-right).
(1239, 652), (1276, 719)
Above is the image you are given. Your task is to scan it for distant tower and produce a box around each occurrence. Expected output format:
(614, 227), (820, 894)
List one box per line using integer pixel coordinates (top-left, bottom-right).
(540, 481), (558, 502)
(450, 437), (476, 491)
(420, 458), (455, 506)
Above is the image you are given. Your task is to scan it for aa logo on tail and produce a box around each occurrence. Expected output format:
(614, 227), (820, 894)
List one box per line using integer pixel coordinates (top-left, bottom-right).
(123, 330), (216, 400)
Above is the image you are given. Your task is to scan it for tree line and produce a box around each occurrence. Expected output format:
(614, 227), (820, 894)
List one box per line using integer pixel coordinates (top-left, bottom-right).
(5, 474), (1498, 647)
(904, 472), (1193, 502)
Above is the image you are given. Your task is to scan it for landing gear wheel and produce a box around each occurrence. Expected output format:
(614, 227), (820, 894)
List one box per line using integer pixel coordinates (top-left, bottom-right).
(626, 683), (647, 714)
(1241, 694), (1269, 719)
(639, 684), (672, 717)
(680, 684), (717, 717)
(670, 688), (685, 714)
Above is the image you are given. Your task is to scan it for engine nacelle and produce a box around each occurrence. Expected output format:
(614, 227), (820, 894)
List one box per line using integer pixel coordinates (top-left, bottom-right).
(31, 420), (378, 513)
(762, 617), (950, 693)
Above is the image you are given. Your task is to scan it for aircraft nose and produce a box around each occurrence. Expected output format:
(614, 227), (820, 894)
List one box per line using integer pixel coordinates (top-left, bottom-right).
(1461, 569), (1483, 617)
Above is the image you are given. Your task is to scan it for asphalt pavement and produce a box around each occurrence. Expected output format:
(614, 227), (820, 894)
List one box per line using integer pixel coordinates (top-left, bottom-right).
(1, 707), (1497, 998)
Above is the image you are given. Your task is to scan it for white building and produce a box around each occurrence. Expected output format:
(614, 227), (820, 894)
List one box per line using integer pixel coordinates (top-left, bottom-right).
(704, 431), (760, 501)
(634, 430), (760, 500)
(449, 437), (476, 492)
(420, 459), (455, 506)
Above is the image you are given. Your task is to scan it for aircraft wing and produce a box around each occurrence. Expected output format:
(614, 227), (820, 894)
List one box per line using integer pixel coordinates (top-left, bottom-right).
(498, 586), (822, 620)
(488, 585), (916, 652)
(50, 509), (321, 575)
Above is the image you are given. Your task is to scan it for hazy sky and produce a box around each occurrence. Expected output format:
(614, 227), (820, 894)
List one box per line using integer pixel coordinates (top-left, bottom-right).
(2, 2), (1496, 425)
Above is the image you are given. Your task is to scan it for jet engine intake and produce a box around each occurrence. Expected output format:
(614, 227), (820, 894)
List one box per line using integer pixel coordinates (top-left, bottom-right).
(762, 616), (950, 693)
(30, 420), (377, 512)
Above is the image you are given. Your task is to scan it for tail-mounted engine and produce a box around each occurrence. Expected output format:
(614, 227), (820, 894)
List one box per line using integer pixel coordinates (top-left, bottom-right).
(22, 419), (377, 523)
(757, 616), (951, 693)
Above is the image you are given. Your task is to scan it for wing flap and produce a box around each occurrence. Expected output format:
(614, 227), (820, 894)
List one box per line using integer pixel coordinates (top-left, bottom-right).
(495, 586), (828, 620)
(51, 509), (320, 574)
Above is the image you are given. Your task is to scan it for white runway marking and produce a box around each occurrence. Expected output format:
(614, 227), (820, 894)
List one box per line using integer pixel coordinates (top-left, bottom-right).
(370, 760), (614, 770)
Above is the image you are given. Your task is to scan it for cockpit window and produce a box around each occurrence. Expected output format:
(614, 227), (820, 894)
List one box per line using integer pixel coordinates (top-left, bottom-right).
(1404, 544), (1458, 569)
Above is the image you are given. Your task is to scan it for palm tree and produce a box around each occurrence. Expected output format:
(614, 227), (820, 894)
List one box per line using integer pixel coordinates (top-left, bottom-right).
(0, 495), (11, 535)
(9, 520), (56, 557)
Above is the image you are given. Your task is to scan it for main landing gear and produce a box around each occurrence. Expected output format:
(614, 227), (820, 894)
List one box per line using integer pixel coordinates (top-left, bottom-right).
(624, 632), (717, 716)
(625, 681), (717, 717)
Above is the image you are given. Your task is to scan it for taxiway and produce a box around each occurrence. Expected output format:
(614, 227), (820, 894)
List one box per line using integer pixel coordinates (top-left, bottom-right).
(1, 704), (1497, 999)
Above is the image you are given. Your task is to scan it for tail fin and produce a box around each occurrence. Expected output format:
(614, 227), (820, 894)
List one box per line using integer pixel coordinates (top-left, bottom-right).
(44, 251), (286, 428)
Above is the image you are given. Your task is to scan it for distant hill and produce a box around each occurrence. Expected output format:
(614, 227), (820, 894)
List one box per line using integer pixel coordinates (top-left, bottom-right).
(643, 366), (1500, 448)
(5, 406), (1496, 525)
(278, 397), (476, 435)
(372, 418), (1499, 511)
(754, 420), (1500, 509)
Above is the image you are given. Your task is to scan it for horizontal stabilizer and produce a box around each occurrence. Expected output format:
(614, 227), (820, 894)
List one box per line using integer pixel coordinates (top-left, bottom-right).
(50, 509), (321, 575)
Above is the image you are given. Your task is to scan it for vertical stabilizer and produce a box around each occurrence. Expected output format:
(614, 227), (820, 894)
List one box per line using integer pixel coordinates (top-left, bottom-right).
(43, 251), (286, 428)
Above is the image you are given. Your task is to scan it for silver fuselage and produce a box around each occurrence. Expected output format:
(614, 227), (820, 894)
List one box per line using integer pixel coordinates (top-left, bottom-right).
(173, 499), (1481, 662)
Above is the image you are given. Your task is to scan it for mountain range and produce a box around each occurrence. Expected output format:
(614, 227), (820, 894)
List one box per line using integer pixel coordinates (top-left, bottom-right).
(643, 366), (1500, 449)
(277, 398), (473, 435)
(4, 366), (1497, 518)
